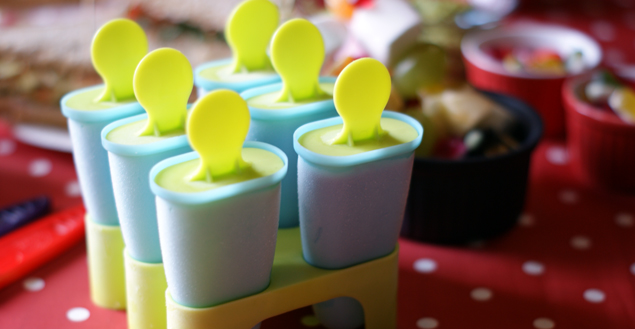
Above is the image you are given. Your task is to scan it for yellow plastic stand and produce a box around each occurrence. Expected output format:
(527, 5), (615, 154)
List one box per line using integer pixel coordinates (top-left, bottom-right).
(124, 250), (168, 329)
(85, 214), (126, 309)
(165, 227), (398, 329)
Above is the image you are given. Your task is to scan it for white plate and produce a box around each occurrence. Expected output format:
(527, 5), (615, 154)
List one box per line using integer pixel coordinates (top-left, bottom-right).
(13, 123), (72, 153)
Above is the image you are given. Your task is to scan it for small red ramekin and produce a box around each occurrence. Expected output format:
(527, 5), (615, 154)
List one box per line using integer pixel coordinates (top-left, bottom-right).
(462, 23), (602, 139)
(563, 76), (635, 193)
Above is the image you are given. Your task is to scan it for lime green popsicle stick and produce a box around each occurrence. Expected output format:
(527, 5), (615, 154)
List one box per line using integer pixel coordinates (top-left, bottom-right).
(226, 0), (279, 73)
(91, 18), (148, 102)
(271, 18), (325, 102)
(330, 58), (391, 145)
(133, 48), (193, 136)
(187, 90), (251, 182)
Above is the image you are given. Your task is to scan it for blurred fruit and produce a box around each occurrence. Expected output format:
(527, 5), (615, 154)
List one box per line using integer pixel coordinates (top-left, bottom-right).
(432, 136), (466, 159)
(386, 85), (404, 112)
(328, 56), (355, 76)
(585, 80), (617, 105)
(502, 54), (522, 73)
(464, 128), (517, 158)
(464, 128), (494, 157)
(566, 51), (585, 74)
(441, 85), (512, 136)
(404, 108), (437, 157)
(391, 43), (446, 99)
(608, 87), (635, 124)
(325, 0), (355, 20)
(584, 70), (622, 107)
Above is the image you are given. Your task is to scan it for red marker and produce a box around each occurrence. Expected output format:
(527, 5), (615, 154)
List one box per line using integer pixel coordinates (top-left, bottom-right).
(0, 205), (85, 290)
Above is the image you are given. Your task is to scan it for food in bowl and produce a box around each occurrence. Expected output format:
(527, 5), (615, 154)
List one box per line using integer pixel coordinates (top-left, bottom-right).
(484, 45), (585, 76)
(404, 85), (522, 159)
(576, 70), (635, 124)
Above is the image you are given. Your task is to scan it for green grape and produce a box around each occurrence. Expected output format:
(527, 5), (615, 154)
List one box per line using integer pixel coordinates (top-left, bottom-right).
(391, 43), (446, 99)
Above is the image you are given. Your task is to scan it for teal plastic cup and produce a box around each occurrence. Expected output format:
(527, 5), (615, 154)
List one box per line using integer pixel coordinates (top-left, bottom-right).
(293, 111), (423, 329)
(61, 85), (144, 225)
(194, 58), (281, 96)
(241, 76), (337, 228)
(149, 141), (288, 308)
(101, 113), (191, 263)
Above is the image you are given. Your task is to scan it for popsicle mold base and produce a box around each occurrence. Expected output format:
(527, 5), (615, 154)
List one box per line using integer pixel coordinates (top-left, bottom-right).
(124, 250), (168, 329)
(164, 227), (398, 329)
(85, 214), (126, 309)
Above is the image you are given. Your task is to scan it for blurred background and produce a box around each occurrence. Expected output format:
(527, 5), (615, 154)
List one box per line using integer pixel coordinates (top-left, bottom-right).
(0, 0), (632, 148)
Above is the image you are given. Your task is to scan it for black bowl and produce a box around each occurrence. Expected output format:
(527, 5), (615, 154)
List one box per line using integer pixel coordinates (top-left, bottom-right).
(401, 91), (543, 245)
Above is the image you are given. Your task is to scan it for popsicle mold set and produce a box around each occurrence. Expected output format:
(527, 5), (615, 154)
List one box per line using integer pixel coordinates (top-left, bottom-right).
(60, 1), (423, 328)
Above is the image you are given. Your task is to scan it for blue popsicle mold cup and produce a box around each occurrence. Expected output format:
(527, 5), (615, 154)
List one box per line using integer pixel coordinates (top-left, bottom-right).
(294, 111), (422, 329)
(294, 111), (422, 268)
(61, 85), (144, 225)
(61, 85), (144, 309)
(101, 113), (191, 263)
(241, 76), (337, 228)
(194, 58), (281, 96)
(149, 141), (287, 308)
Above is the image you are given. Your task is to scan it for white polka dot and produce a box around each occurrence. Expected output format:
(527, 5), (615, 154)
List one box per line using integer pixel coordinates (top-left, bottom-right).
(66, 307), (90, 322)
(519, 213), (535, 227)
(471, 287), (493, 301)
(0, 139), (16, 155)
(55, 222), (70, 235)
(414, 259), (437, 273)
(559, 189), (578, 204)
(546, 146), (568, 165)
(533, 318), (555, 329)
(29, 158), (52, 177)
(583, 289), (605, 303)
(629, 263), (635, 275)
(591, 21), (615, 42)
(616, 212), (634, 227)
(523, 261), (545, 276)
(571, 236), (592, 250)
(606, 48), (625, 64)
(416, 317), (438, 329)
(65, 181), (81, 197)
(23, 277), (45, 291)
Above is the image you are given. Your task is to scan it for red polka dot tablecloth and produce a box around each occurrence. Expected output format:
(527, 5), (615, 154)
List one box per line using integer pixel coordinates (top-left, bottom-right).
(2, 2), (635, 327)
(2, 126), (635, 329)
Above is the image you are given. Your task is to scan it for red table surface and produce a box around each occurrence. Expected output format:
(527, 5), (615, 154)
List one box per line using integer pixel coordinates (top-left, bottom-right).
(3, 2), (635, 327)
(1, 120), (635, 329)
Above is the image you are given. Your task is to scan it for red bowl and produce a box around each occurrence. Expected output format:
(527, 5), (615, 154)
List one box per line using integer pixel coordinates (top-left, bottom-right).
(563, 77), (635, 193)
(462, 23), (602, 138)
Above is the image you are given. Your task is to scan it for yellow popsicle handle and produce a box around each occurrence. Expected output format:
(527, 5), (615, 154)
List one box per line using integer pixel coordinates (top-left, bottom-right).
(91, 18), (147, 102)
(226, 0), (279, 73)
(271, 18), (325, 102)
(187, 90), (250, 182)
(330, 58), (391, 145)
(133, 48), (193, 136)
